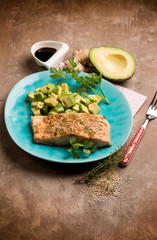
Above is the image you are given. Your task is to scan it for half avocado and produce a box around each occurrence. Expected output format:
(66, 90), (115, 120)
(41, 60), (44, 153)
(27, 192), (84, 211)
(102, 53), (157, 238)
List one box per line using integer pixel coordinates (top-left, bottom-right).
(89, 47), (136, 82)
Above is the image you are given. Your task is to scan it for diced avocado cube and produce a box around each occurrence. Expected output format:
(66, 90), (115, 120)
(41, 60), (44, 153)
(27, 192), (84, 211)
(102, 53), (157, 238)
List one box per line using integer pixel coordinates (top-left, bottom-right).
(53, 85), (62, 95)
(65, 109), (73, 113)
(34, 92), (45, 101)
(43, 95), (48, 102)
(61, 83), (70, 93)
(64, 95), (76, 108)
(75, 95), (83, 104)
(26, 91), (35, 102)
(59, 94), (76, 108)
(47, 83), (55, 90)
(81, 98), (91, 106)
(44, 98), (58, 107)
(31, 108), (41, 115)
(48, 109), (57, 115)
(73, 93), (79, 98)
(60, 101), (66, 108)
(31, 101), (38, 108)
(35, 88), (41, 93)
(72, 104), (79, 112)
(80, 104), (89, 113)
(40, 83), (55, 94)
(41, 105), (48, 115)
(88, 95), (103, 104)
(40, 85), (52, 95)
(48, 92), (58, 100)
(59, 93), (71, 102)
(31, 101), (44, 109)
(54, 103), (64, 113)
(37, 102), (44, 109)
(88, 103), (100, 114)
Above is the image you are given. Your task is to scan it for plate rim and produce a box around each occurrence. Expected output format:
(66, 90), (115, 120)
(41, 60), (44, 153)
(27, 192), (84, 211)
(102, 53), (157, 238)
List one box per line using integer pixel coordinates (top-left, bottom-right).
(4, 71), (133, 164)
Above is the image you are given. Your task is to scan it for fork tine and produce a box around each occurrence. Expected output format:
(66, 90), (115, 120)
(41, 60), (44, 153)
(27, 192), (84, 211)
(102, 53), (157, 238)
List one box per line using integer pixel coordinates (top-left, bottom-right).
(154, 99), (157, 109)
(149, 91), (157, 107)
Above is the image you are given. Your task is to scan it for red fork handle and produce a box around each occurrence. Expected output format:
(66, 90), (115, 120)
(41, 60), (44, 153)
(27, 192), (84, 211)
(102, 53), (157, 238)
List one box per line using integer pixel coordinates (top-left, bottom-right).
(120, 126), (145, 167)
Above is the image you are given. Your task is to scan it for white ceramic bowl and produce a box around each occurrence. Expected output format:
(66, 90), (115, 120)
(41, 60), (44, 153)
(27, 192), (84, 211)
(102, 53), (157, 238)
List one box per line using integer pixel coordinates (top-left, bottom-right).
(31, 41), (69, 69)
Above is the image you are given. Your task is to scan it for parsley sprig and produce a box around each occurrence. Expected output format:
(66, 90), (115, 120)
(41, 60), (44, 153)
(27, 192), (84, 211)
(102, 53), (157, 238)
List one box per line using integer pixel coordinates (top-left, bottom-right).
(67, 135), (97, 159)
(50, 58), (109, 104)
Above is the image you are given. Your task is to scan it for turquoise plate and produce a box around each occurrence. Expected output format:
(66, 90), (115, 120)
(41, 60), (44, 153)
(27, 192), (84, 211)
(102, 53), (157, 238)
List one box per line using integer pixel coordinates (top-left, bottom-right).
(4, 71), (133, 163)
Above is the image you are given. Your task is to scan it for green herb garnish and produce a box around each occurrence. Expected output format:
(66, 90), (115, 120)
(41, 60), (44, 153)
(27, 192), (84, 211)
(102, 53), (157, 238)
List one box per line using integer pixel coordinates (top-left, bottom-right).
(50, 67), (66, 79)
(69, 57), (77, 69)
(67, 135), (97, 159)
(50, 57), (109, 104)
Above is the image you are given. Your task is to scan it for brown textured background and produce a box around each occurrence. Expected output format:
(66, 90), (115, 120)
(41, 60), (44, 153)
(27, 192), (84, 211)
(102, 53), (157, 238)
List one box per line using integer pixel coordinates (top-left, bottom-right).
(0, 0), (157, 239)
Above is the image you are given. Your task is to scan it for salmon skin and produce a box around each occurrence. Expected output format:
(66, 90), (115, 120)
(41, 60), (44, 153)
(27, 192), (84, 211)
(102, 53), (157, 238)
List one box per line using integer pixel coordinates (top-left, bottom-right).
(31, 113), (111, 148)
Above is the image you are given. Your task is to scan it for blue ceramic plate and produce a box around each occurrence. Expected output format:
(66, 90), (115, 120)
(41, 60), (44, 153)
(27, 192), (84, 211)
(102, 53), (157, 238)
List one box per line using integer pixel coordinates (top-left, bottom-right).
(4, 71), (132, 163)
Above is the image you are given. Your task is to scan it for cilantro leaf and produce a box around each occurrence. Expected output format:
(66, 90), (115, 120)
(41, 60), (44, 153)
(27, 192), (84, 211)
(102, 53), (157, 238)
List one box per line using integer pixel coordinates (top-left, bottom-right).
(69, 57), (77, 69)
(74, 86), (87, 94)
(67, 148), (80, 159)
(72, 143), (85, 149)
(72, 149), (80, 159)
(68, 135), (97, 159)
(69, 135), (77, 145)
(50, 67), (66, 79)
(62, 67), (72, 74)
(91, 145), (97, 153)
(83, 148), (91, 156)
(83, 140), (94, 149)
(71, 70), (79, 78)
(49, 59), (110, 104)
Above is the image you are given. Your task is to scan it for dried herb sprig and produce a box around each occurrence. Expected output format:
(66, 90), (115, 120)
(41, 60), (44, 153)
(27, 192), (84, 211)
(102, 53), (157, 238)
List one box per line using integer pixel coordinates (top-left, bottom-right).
(75, 146), (126, 184)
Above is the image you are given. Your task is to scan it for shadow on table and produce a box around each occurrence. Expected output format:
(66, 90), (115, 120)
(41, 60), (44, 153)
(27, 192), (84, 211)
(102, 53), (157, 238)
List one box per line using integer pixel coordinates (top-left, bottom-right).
(21, 56), (46, 75)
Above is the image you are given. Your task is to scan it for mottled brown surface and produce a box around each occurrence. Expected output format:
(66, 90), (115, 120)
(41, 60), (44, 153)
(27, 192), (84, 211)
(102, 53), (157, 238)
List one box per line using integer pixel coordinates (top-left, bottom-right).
(0, 0), (157, 239)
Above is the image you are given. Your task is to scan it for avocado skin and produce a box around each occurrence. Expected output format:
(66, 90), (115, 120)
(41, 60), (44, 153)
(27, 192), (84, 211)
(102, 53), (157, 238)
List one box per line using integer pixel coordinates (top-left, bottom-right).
(89, 47), (136, 82)
(101, 74), (133, 83)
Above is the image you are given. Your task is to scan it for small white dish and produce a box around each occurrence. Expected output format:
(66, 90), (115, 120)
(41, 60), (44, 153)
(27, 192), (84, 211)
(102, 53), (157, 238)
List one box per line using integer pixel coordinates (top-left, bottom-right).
(31, 41), (69, 69)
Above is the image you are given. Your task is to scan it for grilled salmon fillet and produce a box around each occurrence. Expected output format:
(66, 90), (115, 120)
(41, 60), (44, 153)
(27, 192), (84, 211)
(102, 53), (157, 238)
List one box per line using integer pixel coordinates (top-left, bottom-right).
(31, 113), (111, 148)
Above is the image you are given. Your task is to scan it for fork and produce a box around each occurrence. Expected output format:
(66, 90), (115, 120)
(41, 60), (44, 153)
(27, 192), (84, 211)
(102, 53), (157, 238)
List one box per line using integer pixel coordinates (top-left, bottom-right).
(120, 91), (157, 167)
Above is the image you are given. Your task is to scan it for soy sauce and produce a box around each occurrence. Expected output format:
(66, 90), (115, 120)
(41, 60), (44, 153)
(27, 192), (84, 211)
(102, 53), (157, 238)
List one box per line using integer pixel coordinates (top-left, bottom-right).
(35, 47), (57, 62)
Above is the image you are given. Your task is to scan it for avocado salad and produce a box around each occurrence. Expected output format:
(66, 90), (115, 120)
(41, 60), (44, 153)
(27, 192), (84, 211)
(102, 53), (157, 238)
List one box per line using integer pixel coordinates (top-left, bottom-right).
(26, 82), (103, 116)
